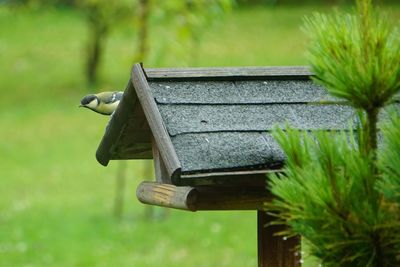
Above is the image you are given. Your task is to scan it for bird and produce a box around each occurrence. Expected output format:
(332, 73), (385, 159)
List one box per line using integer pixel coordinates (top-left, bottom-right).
(79, 91), (123, 115)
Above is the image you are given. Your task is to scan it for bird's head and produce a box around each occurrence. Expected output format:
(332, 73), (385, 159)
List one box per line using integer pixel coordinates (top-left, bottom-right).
(79, 94), (99, 111)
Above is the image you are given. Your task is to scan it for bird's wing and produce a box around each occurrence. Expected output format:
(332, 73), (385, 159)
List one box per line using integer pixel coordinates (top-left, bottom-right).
(106, 91), (124, 104)
(97, 91), (123, 104)
(114, 91), (124, 101)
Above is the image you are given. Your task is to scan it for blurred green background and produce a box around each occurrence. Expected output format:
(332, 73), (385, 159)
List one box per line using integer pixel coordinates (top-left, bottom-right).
(1, 1), (399, 266)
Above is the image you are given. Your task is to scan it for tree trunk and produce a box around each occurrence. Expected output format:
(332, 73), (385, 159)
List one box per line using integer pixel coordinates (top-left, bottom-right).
(114, 161), (127, 220)
(134, 0), (150, 63)
(86, 19), (108, 86)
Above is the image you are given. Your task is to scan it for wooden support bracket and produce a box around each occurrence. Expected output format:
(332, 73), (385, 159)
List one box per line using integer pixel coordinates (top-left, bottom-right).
(136, 182), (196, 210)
(136, 181), (272, 211)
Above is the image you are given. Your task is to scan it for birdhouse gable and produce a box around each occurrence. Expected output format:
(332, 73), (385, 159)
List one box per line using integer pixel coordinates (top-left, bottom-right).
(96, 64), (359, 185)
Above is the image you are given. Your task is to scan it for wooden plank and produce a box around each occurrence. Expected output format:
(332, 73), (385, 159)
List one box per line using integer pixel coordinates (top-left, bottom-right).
(182, 169), (279, 178)
(152, 136), (171, 184)
(194, 186), (272, 210)
(108, 101), (153, 159)
(144, 66), (312, 81)
(179, 170), (273, 186)
(131, 63), (182, 182)
(258, 211), (301, 267)
(136, 182), (272, 211)
(111, 146), (153, 160)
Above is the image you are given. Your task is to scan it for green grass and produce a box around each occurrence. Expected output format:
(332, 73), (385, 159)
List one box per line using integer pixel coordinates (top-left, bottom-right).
(1, 4), (399, 267)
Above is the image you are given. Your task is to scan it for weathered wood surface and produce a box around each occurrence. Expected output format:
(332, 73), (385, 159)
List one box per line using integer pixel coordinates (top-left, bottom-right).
(194, 185), (272, 210)
(152, 136), (171, 184)
(136, 182), (272, 211)
(131, 64), (182, 182)
(180, 169), (275, 186)
(145, 66), (312, 81)
(258, 211), (301, 267)
(136, 182), (196, 210)
(182, 169), (277, 178)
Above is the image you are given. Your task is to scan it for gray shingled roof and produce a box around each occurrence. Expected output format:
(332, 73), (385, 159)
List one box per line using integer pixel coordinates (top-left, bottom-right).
(96, 65), (399, 185)
(148, 80), (357, 174)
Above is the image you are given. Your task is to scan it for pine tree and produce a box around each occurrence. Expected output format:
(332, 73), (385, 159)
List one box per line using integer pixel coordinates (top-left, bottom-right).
(267, 1), (400, 266)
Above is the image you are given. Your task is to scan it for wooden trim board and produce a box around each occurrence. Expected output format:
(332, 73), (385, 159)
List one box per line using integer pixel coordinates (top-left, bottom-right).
(144, 66), (312, 81)
(131, 64), (182, 182)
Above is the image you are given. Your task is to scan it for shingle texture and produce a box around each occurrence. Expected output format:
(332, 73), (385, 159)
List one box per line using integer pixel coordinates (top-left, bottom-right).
(149, 80), (358, 174)
(151, 80), (337, 104)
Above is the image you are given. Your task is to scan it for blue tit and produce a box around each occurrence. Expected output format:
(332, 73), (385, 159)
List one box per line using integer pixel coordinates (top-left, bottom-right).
(79, 91), (123, 115)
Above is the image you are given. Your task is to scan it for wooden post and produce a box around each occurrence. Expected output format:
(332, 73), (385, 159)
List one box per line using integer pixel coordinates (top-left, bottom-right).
(258, 211), (301, 267)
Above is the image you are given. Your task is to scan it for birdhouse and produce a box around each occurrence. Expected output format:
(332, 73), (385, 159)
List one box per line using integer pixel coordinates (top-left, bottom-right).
(95, 63), (356, 267)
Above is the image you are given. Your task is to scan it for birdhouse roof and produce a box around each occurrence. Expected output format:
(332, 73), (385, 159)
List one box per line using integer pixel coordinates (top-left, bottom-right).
(96, 64), (356, 185)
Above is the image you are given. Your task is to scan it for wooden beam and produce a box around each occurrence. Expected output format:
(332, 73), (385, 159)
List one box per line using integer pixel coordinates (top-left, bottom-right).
(180, 169), (278, 186)
(136, 182), (272, 211)
(136, 182), (196, 211)
(258, 211), (301, 267)
(131, 64), (182, 182)
(194, 186), (272, 210)
(152, 136), (171, 184)
(144, 66), (312, 81)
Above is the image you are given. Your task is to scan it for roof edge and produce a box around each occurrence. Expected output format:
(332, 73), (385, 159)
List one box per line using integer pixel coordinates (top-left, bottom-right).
(131, 63), (182, 180)
(144, 66), (312, 81)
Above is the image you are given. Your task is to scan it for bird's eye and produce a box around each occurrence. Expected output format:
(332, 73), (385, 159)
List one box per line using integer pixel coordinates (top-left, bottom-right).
(81, 95), (96, 105)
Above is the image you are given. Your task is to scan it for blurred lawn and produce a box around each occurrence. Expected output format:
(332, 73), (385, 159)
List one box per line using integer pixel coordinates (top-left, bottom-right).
(1, 4), (399, 267)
